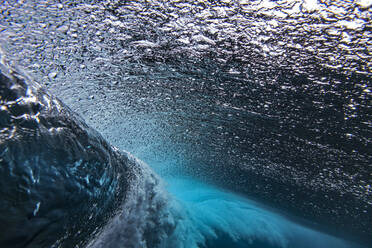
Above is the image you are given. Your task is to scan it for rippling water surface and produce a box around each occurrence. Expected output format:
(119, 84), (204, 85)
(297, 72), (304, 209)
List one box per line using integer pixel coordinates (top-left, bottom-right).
(0, 0), (371, 247)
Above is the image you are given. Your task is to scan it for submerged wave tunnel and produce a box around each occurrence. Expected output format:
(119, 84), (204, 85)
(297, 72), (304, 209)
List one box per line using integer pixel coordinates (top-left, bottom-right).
(1, 0), (371, 247)
(0, 57), (366, 248)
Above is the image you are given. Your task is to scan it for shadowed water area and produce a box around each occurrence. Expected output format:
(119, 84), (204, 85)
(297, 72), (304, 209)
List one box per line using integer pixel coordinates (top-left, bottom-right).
(0, 0), (371, 247)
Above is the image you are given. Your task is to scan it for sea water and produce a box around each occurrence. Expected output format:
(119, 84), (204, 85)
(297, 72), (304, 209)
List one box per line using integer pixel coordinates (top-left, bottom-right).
(1, 0), (371, 247)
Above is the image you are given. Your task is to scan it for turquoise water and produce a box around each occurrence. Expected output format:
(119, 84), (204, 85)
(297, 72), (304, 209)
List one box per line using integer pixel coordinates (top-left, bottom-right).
(147, 161), (361, 248)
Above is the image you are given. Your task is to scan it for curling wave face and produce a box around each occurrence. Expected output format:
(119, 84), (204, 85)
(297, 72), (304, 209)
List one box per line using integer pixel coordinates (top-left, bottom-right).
(0, 60), (129, 247)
